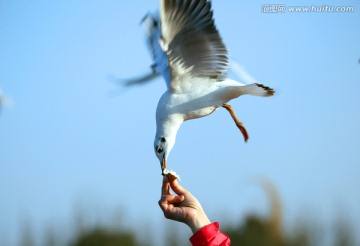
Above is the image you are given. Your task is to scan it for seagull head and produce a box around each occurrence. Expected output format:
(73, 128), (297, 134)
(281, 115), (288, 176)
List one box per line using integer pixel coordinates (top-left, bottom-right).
(140, 11), (160, 38)
(154, 134), (175, 174)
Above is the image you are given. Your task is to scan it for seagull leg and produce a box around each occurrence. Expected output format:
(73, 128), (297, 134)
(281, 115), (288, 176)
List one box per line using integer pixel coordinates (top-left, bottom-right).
(222, 103), (249, 142)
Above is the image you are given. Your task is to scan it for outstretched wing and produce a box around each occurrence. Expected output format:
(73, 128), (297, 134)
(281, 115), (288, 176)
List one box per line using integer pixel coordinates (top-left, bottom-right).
(160, 0), (228, 93)
(108, 71), (160, 87)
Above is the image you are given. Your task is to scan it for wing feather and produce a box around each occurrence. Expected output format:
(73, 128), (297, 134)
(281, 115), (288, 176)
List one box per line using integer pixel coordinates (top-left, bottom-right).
(160, 0), (229, 93)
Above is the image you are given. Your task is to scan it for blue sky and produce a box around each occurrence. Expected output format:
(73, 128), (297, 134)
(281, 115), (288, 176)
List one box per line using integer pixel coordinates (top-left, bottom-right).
(1, 0), (360, 245)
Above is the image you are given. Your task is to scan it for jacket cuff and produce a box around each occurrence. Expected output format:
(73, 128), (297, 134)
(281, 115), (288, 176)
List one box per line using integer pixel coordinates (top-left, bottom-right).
(189, 222), (220, 245)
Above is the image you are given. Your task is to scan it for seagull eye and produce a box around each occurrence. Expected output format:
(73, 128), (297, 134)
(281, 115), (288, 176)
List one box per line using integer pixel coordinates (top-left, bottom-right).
(156, 146), (163, 154)
(153, 20), (158, 28)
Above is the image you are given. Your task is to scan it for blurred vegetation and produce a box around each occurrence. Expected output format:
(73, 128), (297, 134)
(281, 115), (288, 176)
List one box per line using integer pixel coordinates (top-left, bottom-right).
(14, 211), (357, 246)
(70, 228), (137, 246)
(222, 179), (356, 246)
(12, 180), (357, 246)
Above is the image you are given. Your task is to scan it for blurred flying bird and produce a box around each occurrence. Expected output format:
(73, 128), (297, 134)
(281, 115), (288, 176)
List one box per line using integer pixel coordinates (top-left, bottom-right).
(0, 88), (12, 114)
(141, 0), (275, 175)
(109, 60), (258, 89)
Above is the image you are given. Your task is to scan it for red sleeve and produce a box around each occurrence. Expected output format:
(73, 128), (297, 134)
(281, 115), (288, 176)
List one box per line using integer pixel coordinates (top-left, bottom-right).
(189, 222), (231, 246)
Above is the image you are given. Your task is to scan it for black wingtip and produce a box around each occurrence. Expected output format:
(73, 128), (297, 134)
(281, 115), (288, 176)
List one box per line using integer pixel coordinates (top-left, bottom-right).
(255, 83), (276, 96)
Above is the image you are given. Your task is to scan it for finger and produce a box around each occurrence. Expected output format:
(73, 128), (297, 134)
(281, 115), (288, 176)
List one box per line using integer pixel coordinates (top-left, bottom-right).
(159, 194), (185, 208)
(161, 175), (171, 196)
(170, 179), (188, 196)
(168, 195), (185, 205)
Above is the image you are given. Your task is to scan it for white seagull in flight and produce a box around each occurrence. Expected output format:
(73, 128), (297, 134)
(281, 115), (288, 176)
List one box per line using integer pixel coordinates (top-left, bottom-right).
(142, 0), (275, 175)
(0, 87), (12, 114)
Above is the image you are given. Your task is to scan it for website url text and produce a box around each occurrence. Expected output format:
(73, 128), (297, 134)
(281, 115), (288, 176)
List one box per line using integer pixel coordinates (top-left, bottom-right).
(261, 4), (355, 13)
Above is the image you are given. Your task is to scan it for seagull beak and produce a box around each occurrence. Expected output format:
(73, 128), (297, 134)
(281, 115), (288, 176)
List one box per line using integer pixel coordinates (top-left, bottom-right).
(161, 155), (166, 175)
(140, 12), (150, 25)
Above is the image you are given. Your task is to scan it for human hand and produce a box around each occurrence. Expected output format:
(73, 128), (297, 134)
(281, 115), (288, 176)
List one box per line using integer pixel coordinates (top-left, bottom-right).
(158, 176), (211, 233)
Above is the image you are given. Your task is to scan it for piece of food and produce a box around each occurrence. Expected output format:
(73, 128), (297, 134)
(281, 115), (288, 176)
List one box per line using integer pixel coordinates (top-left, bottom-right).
(163, 168), (181, 181)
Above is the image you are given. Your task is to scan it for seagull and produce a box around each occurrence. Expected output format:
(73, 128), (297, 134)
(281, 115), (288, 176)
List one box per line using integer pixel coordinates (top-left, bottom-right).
(0, 88), (12, 114)
(142, 0), (275, 175)
(109, 60), (258, 89)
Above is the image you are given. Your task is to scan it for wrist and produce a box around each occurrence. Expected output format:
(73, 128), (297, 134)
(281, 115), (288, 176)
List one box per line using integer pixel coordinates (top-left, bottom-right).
(188, 211), (211, 234)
